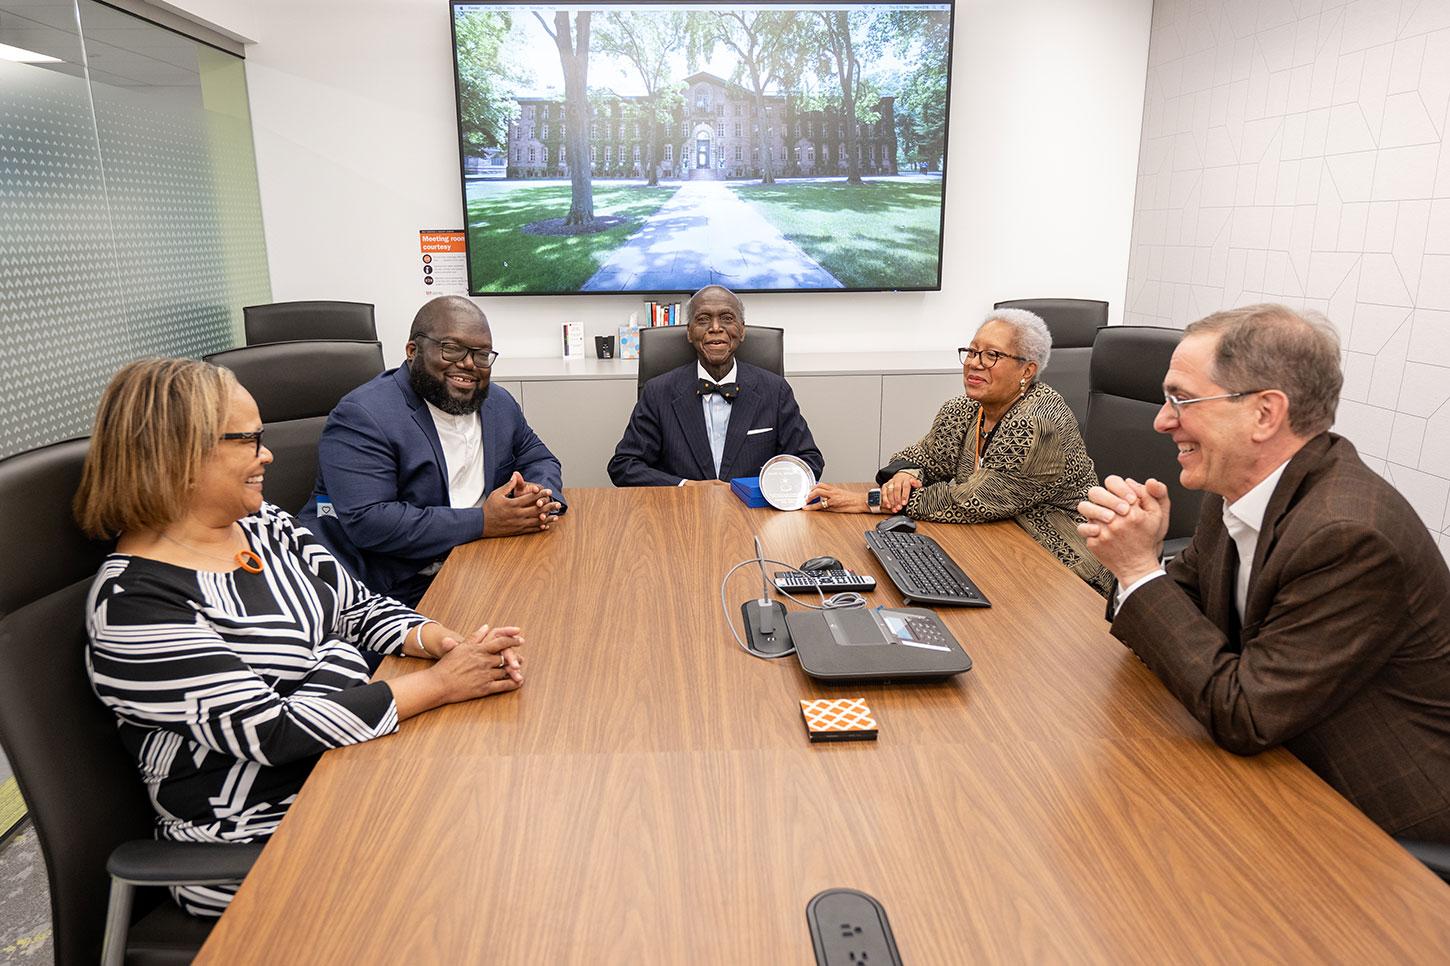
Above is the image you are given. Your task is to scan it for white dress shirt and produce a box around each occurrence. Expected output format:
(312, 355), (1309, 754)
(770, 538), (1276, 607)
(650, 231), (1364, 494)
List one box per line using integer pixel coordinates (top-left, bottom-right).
(1117, 460), (1291, 618)
(698, 360), (737, 478)
(1220, 459), (1289, 619)
(425, 401), (486, 509)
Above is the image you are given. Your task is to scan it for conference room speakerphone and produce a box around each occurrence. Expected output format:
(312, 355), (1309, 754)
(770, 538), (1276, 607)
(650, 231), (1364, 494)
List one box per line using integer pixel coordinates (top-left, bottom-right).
(774, 570), (877, 593)
(788, 606), (972, 682)
(863, 530), (991, 607)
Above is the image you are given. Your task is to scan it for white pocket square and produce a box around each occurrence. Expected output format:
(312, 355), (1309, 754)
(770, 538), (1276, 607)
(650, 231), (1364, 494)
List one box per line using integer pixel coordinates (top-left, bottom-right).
(746, 427), (775, 435)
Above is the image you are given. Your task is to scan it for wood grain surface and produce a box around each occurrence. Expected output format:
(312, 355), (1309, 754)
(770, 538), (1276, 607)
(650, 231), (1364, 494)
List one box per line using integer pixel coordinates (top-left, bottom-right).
(197, 486), (1450, 964)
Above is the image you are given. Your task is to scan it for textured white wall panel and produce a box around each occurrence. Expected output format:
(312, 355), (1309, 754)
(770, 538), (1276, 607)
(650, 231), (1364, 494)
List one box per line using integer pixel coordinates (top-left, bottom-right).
(1127, 0), (1450, 559)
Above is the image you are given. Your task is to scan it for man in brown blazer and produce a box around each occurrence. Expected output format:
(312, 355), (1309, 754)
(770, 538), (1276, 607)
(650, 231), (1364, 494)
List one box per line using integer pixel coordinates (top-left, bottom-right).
(1078, 304), (1450, 848)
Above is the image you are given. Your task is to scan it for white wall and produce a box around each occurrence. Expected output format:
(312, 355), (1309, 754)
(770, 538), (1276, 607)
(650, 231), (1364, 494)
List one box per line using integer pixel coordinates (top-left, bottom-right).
(1126, 0), (1450, 557)
(160, 0), (1152, 364)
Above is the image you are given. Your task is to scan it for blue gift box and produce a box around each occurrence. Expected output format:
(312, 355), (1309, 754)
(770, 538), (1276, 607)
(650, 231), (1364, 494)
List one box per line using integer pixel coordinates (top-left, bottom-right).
(730, 476), (768, 508)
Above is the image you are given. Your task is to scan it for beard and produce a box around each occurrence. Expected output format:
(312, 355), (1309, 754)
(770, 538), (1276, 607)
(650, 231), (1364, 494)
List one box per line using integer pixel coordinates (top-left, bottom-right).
(409, 361), (489, 415)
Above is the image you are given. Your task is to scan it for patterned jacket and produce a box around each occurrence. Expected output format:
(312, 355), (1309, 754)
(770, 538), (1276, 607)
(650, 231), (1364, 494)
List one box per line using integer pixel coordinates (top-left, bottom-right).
(878, 381), (1112, 596)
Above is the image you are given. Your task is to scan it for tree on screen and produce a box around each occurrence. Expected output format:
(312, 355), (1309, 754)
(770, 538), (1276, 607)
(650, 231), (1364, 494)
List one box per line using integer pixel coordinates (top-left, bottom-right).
(594, 13), (686, 187)
(536, 11), (594, 226)
(455, 10), (522, 155)
(813, 10), (874, 186)
(687, 10), (804, 185)
(868, 11), (950, 171)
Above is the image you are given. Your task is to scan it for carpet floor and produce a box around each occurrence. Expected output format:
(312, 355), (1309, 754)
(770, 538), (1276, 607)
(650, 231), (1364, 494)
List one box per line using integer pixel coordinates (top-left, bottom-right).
(0, 825), (52, 965)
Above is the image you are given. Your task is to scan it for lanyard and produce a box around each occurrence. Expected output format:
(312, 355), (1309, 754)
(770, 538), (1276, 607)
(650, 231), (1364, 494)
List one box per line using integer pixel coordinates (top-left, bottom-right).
(975, 406), (988, 466)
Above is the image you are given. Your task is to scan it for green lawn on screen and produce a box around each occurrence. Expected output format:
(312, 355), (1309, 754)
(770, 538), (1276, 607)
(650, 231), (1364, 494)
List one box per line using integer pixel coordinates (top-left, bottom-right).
(727, 180), (943, 289)
(466, 184), (676, 292)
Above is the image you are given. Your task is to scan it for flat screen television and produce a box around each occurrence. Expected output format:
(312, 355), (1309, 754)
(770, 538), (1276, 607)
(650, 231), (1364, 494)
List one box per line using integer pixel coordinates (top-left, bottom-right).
(449, 1), (955, 296)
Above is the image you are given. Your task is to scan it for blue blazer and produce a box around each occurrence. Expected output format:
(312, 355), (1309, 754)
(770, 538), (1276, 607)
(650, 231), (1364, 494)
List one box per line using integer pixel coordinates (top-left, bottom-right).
(297, 364), (565, 602)
(608, 361), (824, 486)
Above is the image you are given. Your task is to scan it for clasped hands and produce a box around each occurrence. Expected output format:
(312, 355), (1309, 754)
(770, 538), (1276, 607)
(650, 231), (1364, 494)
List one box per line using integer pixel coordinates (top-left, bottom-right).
(483, 470), (561, 537)
(432, 622), (524, 700)
(1076, 475), (1172, 586)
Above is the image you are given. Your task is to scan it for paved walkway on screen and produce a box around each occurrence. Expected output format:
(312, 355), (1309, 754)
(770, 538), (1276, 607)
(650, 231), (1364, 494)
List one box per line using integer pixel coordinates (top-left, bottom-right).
(582, 180), (842, 291)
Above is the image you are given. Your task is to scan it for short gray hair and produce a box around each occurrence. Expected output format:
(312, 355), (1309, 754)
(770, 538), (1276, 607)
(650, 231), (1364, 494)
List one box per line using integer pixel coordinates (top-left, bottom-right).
(981, 308), (1051, 372)
(1185, 303), (1343, 436)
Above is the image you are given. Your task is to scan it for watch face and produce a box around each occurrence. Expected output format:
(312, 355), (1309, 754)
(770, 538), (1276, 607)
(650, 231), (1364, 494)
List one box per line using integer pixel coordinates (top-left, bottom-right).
(867, 489), (881, 507)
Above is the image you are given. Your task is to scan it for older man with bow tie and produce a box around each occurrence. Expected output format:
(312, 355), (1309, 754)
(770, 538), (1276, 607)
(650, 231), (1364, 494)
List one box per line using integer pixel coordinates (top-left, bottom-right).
(608, 284), (823, 487)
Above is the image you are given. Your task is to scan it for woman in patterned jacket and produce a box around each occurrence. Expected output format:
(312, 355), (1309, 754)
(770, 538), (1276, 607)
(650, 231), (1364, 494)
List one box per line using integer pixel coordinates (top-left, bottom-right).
(75, 357), (527, 917)
(807, 309), (1112, 597)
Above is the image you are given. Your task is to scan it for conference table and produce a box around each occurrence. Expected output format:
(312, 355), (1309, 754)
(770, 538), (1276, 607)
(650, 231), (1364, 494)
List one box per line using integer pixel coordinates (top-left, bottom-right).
(197, 486), (1450, 963)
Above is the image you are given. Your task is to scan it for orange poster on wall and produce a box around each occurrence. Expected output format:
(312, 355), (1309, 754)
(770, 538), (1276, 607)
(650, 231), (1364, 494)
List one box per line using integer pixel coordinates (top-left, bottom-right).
(419, 229), (468, 298)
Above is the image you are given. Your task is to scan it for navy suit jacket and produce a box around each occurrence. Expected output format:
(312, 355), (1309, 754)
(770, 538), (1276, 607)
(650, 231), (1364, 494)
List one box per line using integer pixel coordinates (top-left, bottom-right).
(297, 364), (565, 603)
(608, 361), (823, 486)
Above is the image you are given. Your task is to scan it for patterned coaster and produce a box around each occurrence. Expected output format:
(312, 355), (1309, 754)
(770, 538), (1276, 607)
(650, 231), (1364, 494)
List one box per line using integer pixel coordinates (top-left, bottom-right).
(800, 698), (879, 742)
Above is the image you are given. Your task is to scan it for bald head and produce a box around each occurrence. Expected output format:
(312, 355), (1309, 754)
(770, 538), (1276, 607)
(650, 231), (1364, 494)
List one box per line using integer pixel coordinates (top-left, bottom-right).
(686, 285), (743, 323)
(410, 295), (487, 341)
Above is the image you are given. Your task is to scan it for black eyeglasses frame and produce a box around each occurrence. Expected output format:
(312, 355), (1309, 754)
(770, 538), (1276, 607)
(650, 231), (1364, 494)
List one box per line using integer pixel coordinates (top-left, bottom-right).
(220, 430), (265, 456)
(958, 346), (1029, 369)
(413, 333), (500, 369)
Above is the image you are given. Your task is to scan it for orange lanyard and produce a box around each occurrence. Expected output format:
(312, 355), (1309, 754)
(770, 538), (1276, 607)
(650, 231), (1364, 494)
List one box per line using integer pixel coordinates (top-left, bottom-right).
(974, 406), (987, 466)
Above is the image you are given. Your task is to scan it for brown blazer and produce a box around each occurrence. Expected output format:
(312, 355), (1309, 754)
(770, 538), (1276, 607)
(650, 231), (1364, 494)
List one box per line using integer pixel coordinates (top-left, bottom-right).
(1113, 433), (1450, 843)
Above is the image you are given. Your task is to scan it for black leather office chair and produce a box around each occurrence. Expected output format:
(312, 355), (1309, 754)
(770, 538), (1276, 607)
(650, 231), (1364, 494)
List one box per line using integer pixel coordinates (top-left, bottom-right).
(637, 324), (785, 398)
(0, 438), (262, 966)
(995, 298), (1107, 427)
(1082, 325), (1202, 560)
(243, 300), (377, 346)
(1396, 839), (1450, 883)
(204, 340), (385, 515)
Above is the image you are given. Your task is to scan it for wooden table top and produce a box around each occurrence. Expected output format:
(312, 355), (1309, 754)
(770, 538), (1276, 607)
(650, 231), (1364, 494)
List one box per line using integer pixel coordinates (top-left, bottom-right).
(197, 486), (1450, 964)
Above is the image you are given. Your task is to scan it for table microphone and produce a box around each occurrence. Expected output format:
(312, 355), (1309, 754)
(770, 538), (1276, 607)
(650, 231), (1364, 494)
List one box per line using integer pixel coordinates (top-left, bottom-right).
(745, 537), (791, 655)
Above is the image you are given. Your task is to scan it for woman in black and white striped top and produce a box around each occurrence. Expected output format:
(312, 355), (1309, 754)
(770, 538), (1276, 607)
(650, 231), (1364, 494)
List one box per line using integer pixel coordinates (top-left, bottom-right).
(76, 358), (527, 917)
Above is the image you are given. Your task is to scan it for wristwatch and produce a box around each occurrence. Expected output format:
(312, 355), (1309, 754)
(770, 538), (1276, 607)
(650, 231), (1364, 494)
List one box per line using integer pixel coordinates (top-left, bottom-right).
(867, 488), (883, 513)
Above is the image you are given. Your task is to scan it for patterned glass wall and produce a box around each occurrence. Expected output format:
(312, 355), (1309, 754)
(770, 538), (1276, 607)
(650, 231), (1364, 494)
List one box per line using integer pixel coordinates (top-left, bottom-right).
(0, 0), (270, 458)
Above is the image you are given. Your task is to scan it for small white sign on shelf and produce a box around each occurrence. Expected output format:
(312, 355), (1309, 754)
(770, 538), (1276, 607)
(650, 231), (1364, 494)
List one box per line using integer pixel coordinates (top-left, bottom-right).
(561, 321), (586, 359)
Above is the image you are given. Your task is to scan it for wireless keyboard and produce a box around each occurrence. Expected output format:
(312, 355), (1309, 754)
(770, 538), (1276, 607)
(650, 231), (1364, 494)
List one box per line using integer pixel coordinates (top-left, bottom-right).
(863, 530), (991, 607)
(773, 570), (877, 593)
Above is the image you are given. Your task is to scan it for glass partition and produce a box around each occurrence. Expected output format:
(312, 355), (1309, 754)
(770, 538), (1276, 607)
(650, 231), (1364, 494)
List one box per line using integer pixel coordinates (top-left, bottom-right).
(0, 0), (270, 458)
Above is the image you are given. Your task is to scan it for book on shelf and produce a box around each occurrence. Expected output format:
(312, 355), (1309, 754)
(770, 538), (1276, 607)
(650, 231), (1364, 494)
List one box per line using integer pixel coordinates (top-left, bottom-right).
(642, 299), (683, 326)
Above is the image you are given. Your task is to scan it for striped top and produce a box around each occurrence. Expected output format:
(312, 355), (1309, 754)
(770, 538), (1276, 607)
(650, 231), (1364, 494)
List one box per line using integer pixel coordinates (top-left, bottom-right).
(85, 504), (427, 917)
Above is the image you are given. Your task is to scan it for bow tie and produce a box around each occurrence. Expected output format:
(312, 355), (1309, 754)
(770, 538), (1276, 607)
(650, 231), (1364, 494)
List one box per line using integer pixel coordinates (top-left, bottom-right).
(697, 379), (740, 401)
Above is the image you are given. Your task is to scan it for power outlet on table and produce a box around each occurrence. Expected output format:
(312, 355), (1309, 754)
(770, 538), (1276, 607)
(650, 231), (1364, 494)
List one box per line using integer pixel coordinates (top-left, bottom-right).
(806, 889), (904, 966)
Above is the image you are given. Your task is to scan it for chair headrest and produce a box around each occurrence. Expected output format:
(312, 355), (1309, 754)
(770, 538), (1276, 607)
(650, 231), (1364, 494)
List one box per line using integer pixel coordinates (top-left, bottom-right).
(637, 324), (785, 388)
(994, 299), (1107, 348)
(1089, 326), (1184, 403)
(243, 300), (377, 344)
(0, 438), (112, 617)
(204, 340), (385, 422)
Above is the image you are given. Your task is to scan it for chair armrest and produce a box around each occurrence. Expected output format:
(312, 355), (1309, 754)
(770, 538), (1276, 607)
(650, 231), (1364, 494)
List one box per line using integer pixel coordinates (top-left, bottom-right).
(107, 840), (265, 887)
(1396, 838), (1450, 884)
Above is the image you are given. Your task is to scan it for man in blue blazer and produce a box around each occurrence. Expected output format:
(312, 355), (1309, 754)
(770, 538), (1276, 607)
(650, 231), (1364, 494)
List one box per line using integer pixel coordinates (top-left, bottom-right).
(608, 285), (823, 486)
(299, 296), (565, 605)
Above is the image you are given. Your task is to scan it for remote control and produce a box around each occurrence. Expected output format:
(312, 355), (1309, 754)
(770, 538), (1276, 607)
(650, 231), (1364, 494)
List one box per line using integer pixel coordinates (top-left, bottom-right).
(773, 570), (877, 593)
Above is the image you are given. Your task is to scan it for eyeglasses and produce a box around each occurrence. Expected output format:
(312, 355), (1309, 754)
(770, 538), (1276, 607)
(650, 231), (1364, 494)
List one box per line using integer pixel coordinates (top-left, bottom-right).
(414, 334), (500, 369)
(959, 347), (1028, 369)
(221, 430), (265, 456)
(1163, 390), (1267, 419)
